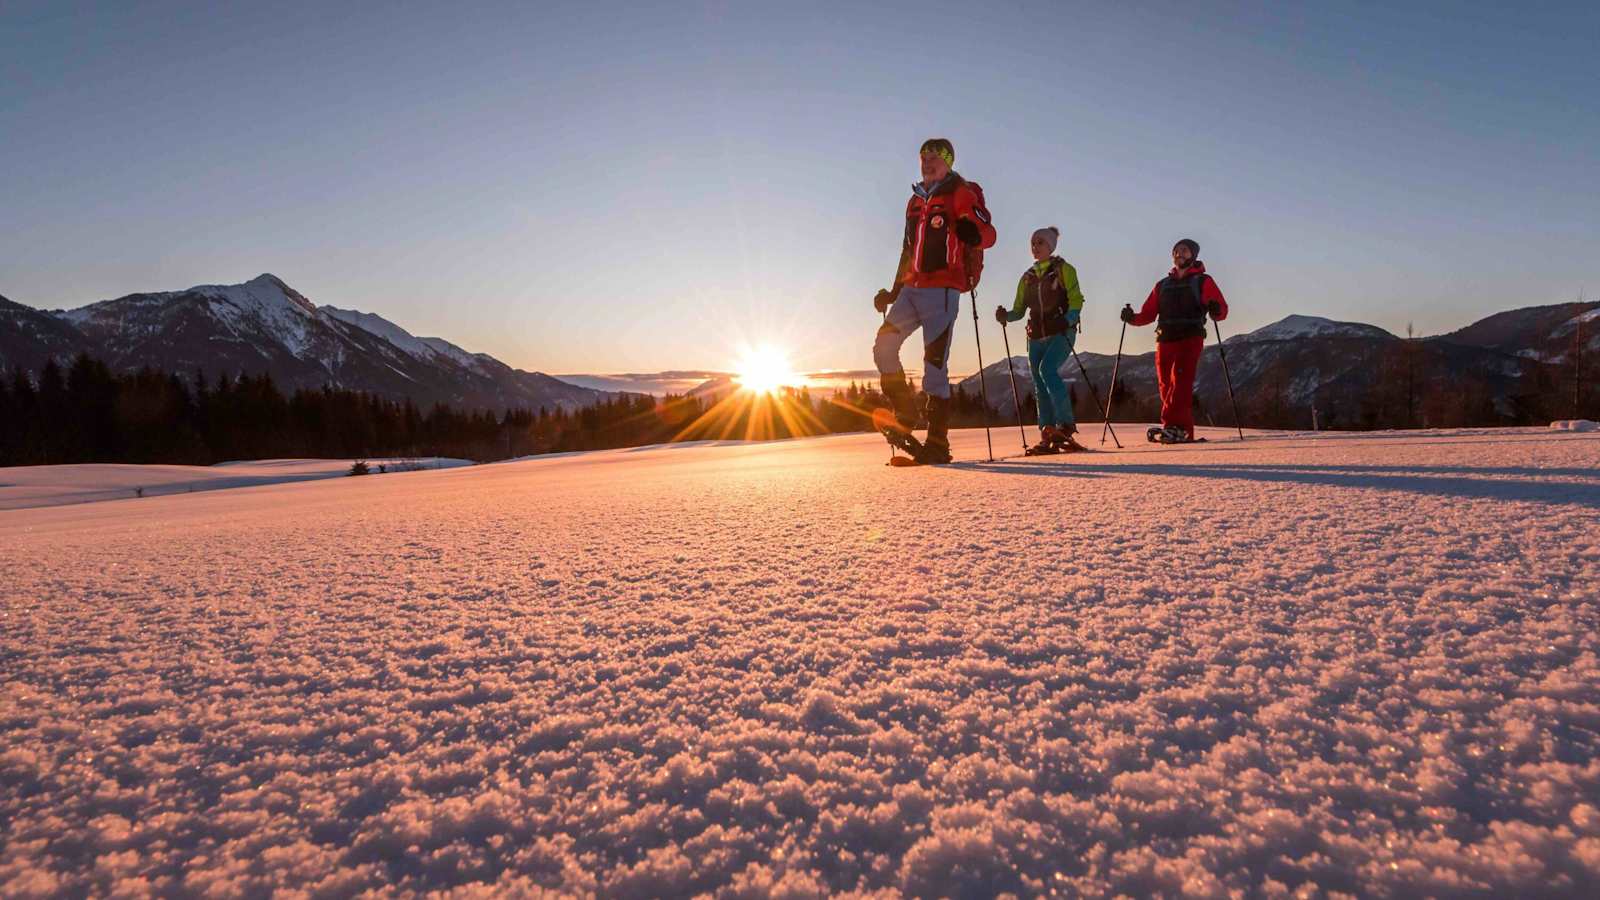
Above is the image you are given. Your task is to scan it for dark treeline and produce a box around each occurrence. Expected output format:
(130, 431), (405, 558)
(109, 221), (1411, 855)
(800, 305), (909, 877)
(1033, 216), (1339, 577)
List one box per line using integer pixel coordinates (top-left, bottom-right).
(0, 355), (895, 467)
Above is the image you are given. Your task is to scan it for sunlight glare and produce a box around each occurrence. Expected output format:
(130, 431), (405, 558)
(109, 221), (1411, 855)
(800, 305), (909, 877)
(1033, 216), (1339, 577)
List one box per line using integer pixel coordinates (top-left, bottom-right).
(734, 344), (803, 395)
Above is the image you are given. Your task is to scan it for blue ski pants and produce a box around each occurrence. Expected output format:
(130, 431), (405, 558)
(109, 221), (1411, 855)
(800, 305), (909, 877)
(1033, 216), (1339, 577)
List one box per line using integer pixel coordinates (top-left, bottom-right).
(1028, 330), (1076, 431)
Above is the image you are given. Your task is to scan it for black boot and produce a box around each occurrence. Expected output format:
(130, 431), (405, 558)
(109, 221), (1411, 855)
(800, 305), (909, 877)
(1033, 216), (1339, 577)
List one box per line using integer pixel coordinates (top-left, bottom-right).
(879, 372), (919, 432)
(916, 395), (953, 464)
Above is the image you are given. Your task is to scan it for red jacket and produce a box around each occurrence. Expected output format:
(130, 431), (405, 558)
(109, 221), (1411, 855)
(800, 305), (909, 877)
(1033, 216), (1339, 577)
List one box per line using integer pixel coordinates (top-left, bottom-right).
(1130, 261), (1228, 341)
(897, 173), (997, 291)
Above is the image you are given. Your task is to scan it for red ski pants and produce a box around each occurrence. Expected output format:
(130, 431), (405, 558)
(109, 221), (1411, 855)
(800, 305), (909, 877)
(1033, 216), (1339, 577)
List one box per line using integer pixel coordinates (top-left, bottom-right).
(1156, 336), (1204, 439)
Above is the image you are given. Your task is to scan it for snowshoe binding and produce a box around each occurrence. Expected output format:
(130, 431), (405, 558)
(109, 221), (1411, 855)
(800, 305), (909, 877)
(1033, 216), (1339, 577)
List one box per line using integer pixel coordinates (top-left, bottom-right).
(1055, 430), (1090, 453)
(1026, 426), (1088, 456)
(879, 423), (952, 466)
(1025, 428), (1062, 455)
(912, 438), (952, 465)
(873, 406), (924, 463)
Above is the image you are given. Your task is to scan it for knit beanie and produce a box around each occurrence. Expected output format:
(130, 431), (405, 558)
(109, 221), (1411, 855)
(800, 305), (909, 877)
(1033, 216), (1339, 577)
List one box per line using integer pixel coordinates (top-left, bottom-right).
(919, 138), (955, 166)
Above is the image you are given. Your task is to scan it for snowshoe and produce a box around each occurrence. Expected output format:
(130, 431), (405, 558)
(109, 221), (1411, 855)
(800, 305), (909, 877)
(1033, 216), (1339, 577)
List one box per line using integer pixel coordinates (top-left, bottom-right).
(885, 440), (951, 466)
(1147, 425), (1199, 444)
(1025, 433), (1062, 456)
(872, 406), (924, 463)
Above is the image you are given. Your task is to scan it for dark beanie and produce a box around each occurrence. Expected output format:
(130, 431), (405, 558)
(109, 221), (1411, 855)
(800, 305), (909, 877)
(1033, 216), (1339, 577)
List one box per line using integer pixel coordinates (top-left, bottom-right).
(1174, 238), (1200, 257)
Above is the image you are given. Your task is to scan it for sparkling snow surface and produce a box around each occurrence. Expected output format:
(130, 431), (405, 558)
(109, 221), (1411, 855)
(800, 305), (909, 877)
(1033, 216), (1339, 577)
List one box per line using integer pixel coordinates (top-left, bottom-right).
(3, 428), (1599, 897)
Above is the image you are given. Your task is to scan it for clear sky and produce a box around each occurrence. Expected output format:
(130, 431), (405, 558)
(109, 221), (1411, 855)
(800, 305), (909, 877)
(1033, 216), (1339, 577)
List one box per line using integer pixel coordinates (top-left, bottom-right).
(4, 1), (1596, 376)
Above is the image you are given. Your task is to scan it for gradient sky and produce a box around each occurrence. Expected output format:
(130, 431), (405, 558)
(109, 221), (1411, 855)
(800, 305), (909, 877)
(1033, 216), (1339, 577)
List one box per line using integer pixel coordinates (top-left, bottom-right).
(4, 1), (1596, 377)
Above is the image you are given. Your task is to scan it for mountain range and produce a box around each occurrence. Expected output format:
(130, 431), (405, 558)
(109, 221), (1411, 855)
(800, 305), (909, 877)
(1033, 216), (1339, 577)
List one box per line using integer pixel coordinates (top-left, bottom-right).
(1, 275), (611, 412)
(958, 303), (1597, 429)
(3, 274), (1594, 428)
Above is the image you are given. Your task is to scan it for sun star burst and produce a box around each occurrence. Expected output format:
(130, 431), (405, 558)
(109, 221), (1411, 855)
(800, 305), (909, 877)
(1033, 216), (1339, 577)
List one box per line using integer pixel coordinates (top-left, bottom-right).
(734, 344), (802, 395)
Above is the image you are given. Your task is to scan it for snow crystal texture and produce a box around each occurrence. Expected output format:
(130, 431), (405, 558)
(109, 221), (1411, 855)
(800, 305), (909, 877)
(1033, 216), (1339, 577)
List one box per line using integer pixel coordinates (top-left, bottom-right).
(3, 427), (1599, 897)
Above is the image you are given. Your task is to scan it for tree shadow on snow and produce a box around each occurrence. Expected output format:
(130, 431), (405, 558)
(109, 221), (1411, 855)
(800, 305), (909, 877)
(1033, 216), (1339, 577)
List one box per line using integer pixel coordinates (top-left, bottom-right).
(967, 461), (1600, 508)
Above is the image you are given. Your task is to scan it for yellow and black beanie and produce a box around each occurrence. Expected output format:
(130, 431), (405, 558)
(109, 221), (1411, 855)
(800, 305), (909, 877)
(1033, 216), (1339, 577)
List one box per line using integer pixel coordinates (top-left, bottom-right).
(919, 138), (955, 166)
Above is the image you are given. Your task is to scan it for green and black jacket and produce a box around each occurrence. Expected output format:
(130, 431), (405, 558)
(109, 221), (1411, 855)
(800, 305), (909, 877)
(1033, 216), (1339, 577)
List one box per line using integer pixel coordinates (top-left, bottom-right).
(1004, 256), (1085, 339)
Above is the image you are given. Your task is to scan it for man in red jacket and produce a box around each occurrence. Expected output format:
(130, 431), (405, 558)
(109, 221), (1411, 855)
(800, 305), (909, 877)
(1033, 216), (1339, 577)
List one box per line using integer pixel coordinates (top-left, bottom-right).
(1120, 238), (1228, 443)
(872, 137), (997, 463)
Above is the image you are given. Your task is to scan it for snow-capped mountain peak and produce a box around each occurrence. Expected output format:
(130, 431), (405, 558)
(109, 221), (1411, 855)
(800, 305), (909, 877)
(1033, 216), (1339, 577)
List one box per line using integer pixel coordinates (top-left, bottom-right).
(55, 271), (323, 358)
(27, 274), (612, 412)
(1230, 315), (1395, 344)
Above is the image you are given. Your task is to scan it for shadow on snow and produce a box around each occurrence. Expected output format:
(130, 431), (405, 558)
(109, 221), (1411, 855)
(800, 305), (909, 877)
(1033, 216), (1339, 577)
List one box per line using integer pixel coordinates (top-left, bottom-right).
(961, 461), (1600, 507)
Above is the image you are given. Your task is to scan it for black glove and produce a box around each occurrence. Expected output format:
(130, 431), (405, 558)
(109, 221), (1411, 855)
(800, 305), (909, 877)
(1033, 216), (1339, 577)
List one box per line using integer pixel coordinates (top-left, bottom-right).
(1207, 300), (1222, 318)
(874, 289), (895, 313)
(1120, 304), (1136, 324)
(993, 305), (1009, 324)
(954, 219), (982, 245)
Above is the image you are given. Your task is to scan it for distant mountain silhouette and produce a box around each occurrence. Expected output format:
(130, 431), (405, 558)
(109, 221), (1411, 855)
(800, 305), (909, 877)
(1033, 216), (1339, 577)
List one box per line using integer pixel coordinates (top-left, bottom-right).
(3, 274), (613, 412)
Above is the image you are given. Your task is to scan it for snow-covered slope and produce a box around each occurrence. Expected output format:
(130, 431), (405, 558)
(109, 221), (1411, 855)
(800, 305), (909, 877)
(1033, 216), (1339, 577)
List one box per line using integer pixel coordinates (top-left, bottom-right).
(417, 336), (486, 370)
(5, 427), (1598, 896)
(1443, 300), (1600, 361)
(0, 457), (473, 510)
(322, 307), (489, 374)
(322, 306), (459, 365)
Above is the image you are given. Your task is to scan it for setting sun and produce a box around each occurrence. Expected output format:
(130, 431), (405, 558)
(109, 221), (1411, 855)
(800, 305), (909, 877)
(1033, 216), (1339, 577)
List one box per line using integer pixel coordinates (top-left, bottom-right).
(734, 344), (803, 395)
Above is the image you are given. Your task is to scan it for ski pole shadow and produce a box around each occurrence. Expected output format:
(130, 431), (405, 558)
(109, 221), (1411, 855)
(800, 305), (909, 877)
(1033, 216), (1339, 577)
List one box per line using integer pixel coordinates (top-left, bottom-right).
(963, 461), (1600, 507)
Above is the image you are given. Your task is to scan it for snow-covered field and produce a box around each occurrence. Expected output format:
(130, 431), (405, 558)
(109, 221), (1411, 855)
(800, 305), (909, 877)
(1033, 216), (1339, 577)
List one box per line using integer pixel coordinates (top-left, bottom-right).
(3, 427), (1598, 897)
(0, 458), (474, 511)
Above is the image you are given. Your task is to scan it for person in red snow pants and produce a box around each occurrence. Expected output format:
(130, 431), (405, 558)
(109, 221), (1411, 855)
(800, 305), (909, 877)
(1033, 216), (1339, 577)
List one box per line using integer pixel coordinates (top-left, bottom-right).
(1156, 336), (1205, 439)
(1121, 238), (1229, 442)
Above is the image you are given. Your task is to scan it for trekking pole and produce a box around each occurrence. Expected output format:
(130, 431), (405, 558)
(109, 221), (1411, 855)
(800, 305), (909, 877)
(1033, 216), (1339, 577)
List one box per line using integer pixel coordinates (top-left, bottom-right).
(882, 308), (893, 464)
(1211, 318), (1246, 441)
(1101, 320), (1126, 446)
(968, 288), (995, 462)
(1072, 348), (1121, 448)
(998, 322), (1029, 454)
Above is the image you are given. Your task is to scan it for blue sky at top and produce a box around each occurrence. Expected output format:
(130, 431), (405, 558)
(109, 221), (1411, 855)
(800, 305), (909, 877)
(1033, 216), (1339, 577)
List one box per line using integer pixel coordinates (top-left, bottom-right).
(3, 0), (1596, 375)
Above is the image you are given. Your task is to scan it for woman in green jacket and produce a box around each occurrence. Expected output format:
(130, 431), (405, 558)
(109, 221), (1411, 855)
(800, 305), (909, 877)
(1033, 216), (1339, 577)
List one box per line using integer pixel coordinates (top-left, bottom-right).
(994, 226), (1087, 454)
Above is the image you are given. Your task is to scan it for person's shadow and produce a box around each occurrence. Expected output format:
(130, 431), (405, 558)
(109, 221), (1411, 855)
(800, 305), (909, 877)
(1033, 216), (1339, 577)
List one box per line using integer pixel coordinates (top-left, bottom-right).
(955, 460), (1600, 508)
